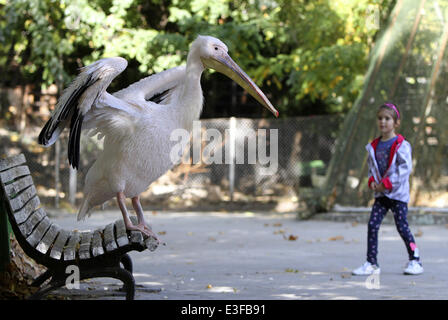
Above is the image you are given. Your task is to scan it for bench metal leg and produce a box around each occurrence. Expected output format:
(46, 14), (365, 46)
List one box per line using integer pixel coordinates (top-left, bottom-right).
(31, 269), (52, 287)
(120, 253), (133, 273)
(28, 278), (66, 300)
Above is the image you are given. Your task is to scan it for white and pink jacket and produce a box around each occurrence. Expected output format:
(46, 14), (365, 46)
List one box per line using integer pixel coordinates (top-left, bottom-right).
(366, 134), (412, 203)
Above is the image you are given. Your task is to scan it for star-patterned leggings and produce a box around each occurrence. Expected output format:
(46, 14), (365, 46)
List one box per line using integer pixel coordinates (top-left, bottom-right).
(367, 197), (420, 266)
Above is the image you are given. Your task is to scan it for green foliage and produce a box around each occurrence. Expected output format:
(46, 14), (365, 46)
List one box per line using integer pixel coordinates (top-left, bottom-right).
(0, 0), (396, 116)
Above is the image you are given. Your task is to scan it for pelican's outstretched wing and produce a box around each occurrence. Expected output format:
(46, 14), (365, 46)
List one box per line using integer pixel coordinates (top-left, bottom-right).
(38, 57), (129, 169)
(113, 65), (186, 104)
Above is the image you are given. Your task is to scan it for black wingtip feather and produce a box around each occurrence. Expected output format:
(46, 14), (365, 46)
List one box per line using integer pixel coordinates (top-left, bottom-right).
(38, 119), (53, 145)
(38, 74), (96, 148)
(68, 111), (84, 170)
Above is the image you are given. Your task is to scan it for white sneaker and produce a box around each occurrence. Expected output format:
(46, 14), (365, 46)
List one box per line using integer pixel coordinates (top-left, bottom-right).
(403, 260), (424, 275)
(352, 261), (381, 276)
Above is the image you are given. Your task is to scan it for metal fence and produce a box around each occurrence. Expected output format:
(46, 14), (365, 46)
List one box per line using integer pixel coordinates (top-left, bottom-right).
(0, 114), (343, 211)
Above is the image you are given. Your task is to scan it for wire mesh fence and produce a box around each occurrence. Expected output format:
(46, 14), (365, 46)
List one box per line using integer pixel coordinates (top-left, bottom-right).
(0, 115), (344, 211)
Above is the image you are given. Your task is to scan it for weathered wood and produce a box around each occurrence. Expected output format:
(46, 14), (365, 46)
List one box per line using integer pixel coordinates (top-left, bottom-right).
(0, 154), (26, 171)
(145, 237), (159, 252)
(63, 231), (81, 261)
(91, 229), (104, 257)
(18, 208), (46, 237)
(129, 231), (144, 244)
(36, 224), (61, 255)
(50, 230), (71, 260)
(104, 222), (117, 252)
(79, 231), (93, 260)
(12, 196), (40, 224)
(115, 219), (129, 247)
(0, 166), (30, 184)
(26, 216), (52, 248)
(9, 185), (37, 212)
(4, 175), (34, 198)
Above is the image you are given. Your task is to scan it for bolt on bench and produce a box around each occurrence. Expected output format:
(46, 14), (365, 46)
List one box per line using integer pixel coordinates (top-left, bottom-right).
(0, 153), (159, 299)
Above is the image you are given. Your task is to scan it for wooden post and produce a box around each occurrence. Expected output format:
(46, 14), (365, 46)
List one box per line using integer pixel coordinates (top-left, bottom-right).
(0, 197), (11, 272)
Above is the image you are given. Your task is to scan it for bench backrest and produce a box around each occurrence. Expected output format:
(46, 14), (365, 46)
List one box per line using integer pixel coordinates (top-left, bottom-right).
(1, 154), (155, 268)
(0, 154), (61, 264)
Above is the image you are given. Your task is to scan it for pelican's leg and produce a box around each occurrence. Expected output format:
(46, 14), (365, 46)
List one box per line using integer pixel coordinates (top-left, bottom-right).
(131, 195), (160, 243)
(116, 192), (152, 238)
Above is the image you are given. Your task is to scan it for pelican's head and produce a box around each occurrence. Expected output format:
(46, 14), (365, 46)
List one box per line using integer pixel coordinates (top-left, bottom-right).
(192, 35), (279, 117)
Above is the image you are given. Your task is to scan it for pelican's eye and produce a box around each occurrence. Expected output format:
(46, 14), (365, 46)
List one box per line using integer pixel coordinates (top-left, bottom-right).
(214, 47), (219, 51)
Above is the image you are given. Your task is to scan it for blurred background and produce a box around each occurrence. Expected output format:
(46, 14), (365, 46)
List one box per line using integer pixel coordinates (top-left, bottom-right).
(0, 0), (447, 215)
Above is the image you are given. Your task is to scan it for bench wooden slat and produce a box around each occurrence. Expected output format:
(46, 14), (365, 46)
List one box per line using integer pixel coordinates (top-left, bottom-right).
(129, 231), (144, 244)
(18, 208), (46, 237)
(0, 154), (26, 171)
(0, 165), (30, 184)
(79, 231), (94, 260)
(50, 230), (71, 260)
(13, 196), (40, 224)
(115, 219), (129, 247)
(104, 222), (117, 252)
(4, 175), (34, 198)
(63, 231), (81, 261)
(26, 216), (52, 248)
(92, 229), (104, 257)
(9, 185), (37, 212)
(36, 224), (61, 254)
(128, 216), (144, 244)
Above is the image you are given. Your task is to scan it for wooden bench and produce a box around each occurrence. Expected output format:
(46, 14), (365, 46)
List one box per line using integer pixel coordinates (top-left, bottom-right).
(0, 153), (159, 299)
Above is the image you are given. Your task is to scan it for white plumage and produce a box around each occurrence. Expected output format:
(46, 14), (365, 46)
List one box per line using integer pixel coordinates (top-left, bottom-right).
(39, 35), (278, 240)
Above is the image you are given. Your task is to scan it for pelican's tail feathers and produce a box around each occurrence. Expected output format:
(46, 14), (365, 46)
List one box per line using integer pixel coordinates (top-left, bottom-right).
(77, 196), (93, 221)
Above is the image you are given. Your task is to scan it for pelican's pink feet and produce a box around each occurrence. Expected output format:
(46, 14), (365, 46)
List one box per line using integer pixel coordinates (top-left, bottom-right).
(125, 221), (161, 245)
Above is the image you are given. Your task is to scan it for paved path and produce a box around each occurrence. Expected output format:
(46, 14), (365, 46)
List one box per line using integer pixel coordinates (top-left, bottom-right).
(50, 210), (448, 300)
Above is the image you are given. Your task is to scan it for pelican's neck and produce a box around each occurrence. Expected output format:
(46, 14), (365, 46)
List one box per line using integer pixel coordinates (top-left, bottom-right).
(177, 52), (204, 130)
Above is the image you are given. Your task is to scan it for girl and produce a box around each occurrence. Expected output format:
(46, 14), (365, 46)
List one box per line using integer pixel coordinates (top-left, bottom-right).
(352, 102), (423, 276)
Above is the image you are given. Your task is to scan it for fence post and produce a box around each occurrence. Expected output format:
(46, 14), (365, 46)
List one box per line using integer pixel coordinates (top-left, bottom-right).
(69, 166), (77, 206)
(229, 117), (236, 201)
(0, 197), (11, 272)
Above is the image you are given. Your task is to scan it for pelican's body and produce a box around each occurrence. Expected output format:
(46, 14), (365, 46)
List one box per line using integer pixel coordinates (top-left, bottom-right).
(81, 65), (202, 215)
(39, 35), (278, 240)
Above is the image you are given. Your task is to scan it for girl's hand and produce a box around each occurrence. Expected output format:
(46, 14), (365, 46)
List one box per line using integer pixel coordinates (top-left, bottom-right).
(370, 181), (377, 190)
(376, 183), (386, 193)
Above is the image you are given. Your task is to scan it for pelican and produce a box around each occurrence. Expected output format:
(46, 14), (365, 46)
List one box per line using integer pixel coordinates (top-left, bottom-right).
(38, 35), (278, 242)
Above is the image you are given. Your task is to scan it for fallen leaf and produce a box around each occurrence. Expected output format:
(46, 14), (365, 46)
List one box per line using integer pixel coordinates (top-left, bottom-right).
(328, 236), (344, 241)
(415, 229), (423, 237)
(208, 237), (216, 242)
(206, 284), (213, 289)
(274, 229), (285, 235)
(351, 222), (358, 227)
(158, 231), (166, 235)
(341, 273), (352, 279)
(273, 223), (283, 227)
(285, 268), (300, 273)
(287, 235), (298, 241)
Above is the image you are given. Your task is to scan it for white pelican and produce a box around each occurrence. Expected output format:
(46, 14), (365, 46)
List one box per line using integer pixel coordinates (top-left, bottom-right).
(38, 35), (278, 242)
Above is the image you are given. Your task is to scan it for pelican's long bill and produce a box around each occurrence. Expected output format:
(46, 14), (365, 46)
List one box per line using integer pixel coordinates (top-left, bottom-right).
(201, 54), (279, 117)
